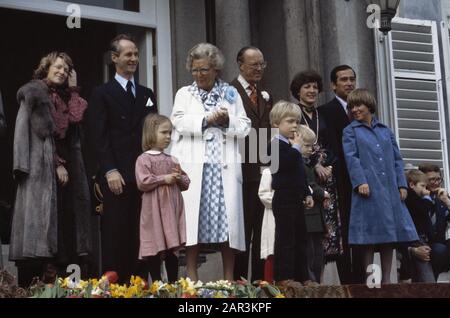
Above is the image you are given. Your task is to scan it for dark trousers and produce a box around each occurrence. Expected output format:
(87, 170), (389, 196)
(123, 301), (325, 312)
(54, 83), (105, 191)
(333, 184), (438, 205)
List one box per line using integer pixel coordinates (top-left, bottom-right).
(16, 256), (90, 288)
(234, 181), (265, 281)
(101, 181), (146, 284)
(431, 240), (450, 279)
(335, 182), (364, 284)
(272, 190), (308, 282)
(306, 232), (325, 283)
(398, 245), (435, 283)
(336, 237), (364, 284)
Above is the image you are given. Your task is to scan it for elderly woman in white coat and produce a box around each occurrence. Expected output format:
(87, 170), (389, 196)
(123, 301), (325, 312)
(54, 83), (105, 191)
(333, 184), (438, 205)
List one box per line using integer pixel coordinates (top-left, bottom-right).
(171, 43), (251, 281)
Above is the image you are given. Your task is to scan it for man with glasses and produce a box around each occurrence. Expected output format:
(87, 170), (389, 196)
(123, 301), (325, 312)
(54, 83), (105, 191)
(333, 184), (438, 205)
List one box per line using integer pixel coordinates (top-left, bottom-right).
(418, 164), (450, 279)
(231, 47), (273, 281)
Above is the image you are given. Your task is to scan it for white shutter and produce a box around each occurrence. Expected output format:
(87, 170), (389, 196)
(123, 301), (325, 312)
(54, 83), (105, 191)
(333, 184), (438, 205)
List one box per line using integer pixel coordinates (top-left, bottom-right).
(386, 18), (449, 186)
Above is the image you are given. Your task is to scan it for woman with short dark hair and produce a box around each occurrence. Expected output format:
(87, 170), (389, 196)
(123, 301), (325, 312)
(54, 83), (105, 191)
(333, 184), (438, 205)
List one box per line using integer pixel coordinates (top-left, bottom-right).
(290, 70), (343, 274)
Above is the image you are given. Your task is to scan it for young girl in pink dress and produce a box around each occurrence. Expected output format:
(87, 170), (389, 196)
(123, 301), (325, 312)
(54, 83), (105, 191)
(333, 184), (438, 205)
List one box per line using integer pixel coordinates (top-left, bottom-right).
(135, 114), (190, 282)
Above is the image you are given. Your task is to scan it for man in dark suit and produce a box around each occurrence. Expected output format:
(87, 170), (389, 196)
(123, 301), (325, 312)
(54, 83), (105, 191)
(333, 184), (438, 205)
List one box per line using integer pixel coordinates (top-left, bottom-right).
(88, 34), (157, 283)
(231, 46), (273, 281)
(319, 65), (362, 284)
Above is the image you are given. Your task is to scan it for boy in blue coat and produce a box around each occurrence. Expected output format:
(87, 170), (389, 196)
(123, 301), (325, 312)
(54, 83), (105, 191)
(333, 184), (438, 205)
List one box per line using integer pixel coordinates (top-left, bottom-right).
(268, 101), (314, 287)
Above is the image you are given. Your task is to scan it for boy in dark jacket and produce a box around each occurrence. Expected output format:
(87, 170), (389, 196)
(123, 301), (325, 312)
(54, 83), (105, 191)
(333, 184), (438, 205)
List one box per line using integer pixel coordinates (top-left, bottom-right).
(268, 101), (314, 287)
(298, 125), (328, 284)
(401, 169), (435, 282)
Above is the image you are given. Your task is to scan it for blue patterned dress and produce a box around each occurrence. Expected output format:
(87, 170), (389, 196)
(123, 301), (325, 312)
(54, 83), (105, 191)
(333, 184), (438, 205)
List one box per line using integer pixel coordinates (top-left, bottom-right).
(188, 80), (230, 243)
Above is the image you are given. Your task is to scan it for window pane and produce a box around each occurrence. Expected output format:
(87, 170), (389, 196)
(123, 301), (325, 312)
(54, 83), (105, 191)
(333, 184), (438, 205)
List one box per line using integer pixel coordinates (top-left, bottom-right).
(56, 0), (139, 12)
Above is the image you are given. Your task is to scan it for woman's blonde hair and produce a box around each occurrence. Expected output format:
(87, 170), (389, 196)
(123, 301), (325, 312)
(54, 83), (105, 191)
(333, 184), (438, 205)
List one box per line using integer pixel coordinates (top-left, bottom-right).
(142, 114), (172, 151)
(33, 51), (74, 80)
(298, 125), (316, 144)
(269, 100), (302, 126)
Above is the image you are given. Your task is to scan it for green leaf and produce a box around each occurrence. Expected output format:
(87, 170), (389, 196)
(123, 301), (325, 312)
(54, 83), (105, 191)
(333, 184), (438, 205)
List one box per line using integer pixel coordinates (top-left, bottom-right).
(266, 285), (281, 297)
(38, 286), (54, 298)
(84, 283), (93, 298)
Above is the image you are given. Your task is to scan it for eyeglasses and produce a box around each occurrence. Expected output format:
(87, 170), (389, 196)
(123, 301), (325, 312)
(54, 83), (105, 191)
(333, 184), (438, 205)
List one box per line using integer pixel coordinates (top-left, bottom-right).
(191, 68), (211, 75)
(428, 177), (442, 183)
(242, 62), (267, 70)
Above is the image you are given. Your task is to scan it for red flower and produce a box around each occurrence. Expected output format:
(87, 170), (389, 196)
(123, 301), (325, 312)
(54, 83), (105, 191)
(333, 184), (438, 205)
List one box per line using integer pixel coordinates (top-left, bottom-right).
(103, 271), (119, 284)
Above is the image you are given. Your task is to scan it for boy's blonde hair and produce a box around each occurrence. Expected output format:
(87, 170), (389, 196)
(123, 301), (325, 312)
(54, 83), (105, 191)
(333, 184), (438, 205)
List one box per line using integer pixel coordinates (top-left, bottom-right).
(298, 125), (316, 144)
(269, 100), (302, 126)
(142, 114), (172, 151)
(406, 169), (427, 185)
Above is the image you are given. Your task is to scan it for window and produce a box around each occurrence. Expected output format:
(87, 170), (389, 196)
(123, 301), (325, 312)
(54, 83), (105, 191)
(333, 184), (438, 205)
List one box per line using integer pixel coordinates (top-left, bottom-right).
(55, 0), (139, 12)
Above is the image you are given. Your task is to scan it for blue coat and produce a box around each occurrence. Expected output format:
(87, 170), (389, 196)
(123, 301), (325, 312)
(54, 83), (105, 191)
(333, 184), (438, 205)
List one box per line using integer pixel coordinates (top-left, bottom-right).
(342, 118), (418, 245)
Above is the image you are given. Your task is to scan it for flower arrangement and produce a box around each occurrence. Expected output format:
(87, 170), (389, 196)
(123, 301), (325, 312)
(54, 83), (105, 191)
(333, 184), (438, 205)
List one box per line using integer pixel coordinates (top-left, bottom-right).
(30, 273), (284, 298)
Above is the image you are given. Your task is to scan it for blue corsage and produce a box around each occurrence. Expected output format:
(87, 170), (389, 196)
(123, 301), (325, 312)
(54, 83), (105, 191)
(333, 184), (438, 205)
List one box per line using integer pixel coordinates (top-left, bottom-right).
(224, 86), (237, 104)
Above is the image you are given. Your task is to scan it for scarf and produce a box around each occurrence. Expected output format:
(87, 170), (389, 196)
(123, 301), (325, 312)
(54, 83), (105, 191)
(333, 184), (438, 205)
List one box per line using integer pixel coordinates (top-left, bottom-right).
(300, 103), (316, 114)
(43, 79), (87, 139)
(188, 79), (228, 112)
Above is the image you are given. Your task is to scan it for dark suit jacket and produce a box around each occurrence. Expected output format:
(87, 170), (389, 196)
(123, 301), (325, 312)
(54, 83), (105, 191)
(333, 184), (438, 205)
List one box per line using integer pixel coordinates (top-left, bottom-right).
(269, 138), (311, 202)
(319, 97), (352, 222)
(231, 78), (273, 183)
(429, 193), (450, 244)
(88, 79), (157, 183)
(0, 91), (6, 136)
(405, 189), (434, 242)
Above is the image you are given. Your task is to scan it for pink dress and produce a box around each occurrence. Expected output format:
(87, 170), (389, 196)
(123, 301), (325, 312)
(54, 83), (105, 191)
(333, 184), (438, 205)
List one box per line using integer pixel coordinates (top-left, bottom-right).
(135, 150), (190, 258)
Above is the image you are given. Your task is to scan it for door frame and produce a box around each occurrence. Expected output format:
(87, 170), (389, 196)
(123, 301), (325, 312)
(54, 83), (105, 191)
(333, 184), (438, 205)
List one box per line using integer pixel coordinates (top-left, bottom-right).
(0, 0), (173, 115)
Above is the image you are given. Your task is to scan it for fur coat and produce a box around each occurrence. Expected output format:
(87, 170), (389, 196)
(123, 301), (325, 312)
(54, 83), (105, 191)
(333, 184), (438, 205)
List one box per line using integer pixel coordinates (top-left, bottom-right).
(9, 80), (91, 261)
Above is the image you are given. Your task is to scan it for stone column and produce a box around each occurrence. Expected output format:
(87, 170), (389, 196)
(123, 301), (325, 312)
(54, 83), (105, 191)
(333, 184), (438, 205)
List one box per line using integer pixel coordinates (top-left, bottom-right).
(170, 0), (207, 91)
(215, 0), (251, 82)
(254, 0), (289, 101)
(305, 0), (325, 105)
(320, 0), (377, 101)
(283, 0), (310, 100)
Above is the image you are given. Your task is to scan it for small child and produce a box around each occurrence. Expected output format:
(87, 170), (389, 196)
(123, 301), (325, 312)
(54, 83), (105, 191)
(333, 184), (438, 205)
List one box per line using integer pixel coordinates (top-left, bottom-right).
(135, 114), (190, 283)
(268, 100), (314, 287)
(298, 125), (329, 284)
(400, 169), (435, 283)
(258, 167), (275, 283)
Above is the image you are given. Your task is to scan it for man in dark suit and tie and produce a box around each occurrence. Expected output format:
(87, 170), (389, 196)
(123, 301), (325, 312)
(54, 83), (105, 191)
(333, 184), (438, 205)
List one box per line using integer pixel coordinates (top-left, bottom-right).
(320, 65), (363, 284)
(231, 46), (273, 281)
(88, 34), (157, 283)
